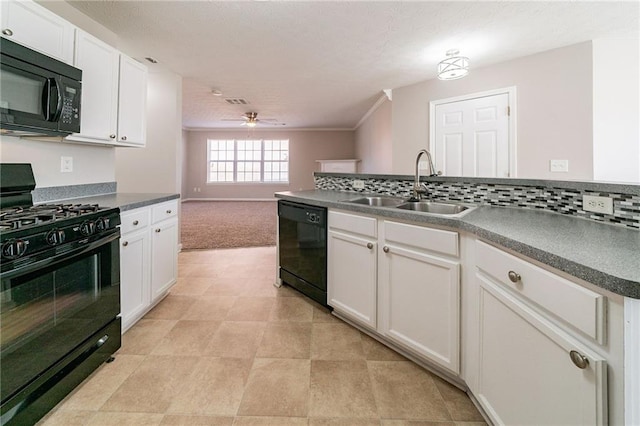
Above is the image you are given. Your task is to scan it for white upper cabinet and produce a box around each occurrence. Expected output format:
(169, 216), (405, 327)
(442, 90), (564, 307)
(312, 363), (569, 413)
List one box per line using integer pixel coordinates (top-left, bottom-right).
(1, 0), (74, 64)
(66, 30), (119, 144)
(116, 55), (147, 146)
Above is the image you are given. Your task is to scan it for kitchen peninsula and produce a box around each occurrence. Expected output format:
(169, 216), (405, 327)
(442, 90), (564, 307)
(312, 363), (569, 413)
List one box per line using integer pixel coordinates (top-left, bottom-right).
(276, 172), (640, 426)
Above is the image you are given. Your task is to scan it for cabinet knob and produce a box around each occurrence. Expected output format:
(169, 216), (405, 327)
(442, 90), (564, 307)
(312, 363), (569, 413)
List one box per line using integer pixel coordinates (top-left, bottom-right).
(109, 134), (116, 139)
(166, 209), (172, 214)
(122, 241), (128, 247)
(508, 270), (521, 283)
(2, 29), (13, 36)
(155, 228), (161, 233)
(366, 242), (373, 249)
(121, 136), (127, 141)
(569, 350), (589, 369)
(383, 246), (390, 253)
(133, 220), (139, 226)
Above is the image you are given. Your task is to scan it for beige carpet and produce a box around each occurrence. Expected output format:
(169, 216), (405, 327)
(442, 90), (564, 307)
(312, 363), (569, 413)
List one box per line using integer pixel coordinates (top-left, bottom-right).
(181, 201), (277, 250)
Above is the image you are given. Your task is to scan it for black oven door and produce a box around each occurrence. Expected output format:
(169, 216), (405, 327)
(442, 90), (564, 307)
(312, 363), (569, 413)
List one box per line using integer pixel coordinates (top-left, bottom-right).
(0, 230), (121, 406)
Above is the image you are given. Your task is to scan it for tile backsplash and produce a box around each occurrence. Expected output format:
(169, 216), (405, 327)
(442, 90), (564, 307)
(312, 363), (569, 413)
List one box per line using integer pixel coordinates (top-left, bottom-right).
(314, 174), (640, 230)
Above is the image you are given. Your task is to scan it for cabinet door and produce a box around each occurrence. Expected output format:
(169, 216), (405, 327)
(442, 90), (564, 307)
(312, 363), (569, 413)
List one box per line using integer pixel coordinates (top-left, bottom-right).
(476, 275), (607, 426)
(379, 243), (460, 373)
(327, 230), (377, 329)
(120, 229), (150, 332)
(150, 218), (178, 301)
(67, 30), (119, 144)
(116, 55), (147, 146)
(1, 0), (74, 64)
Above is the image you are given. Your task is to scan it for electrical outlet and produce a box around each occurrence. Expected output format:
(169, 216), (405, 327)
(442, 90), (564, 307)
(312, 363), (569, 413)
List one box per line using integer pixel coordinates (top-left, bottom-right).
(549, 159), (569, 172)
(583, 195), (613, 215)
(353, 180), (365, 189)
(60, 156), (73, 173)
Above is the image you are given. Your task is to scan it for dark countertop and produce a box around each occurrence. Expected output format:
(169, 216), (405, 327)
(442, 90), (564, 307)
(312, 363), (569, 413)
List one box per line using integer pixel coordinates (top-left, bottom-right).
(61, 193), (180, 212)
(275, 190), (640, 299)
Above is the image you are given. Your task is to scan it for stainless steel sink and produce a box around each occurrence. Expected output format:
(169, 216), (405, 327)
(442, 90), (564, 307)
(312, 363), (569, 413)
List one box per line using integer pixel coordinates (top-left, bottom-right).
(345, 196), (406, 207)
(396, 201), (469, 215)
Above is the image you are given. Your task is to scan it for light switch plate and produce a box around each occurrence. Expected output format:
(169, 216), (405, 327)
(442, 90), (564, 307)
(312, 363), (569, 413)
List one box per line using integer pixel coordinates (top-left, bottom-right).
(353, 180), (365, 189)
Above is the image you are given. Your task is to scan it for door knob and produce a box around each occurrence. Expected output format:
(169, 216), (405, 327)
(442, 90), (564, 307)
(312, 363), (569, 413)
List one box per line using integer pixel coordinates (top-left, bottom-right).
(2, 29), (14, 36)
(383, 246), (389, 253)
(508, 271), (521, 283)
(366, 242), (373, 249)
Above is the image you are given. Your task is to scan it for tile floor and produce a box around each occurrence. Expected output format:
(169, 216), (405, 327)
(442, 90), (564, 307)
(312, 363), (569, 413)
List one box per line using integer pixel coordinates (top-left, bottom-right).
(40, 246), (486, 426)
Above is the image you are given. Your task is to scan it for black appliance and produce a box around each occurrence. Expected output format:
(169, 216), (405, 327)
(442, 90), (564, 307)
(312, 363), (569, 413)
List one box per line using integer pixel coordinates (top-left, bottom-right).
(278, 200), (327, 306)
(1, 38), (82, 137)
(0, 164), (121, 426)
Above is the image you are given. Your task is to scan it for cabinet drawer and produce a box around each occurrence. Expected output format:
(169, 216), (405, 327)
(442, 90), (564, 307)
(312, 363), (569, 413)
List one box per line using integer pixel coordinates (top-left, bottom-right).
(475, 240), (606, 343)
(329, 210), (376, 238)
(152, 200), (179, 223)
(121, 208), (150, 234)
(383, 220), (458, 257)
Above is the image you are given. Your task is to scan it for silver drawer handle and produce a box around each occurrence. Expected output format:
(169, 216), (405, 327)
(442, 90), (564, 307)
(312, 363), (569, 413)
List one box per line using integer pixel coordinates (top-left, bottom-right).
(166, 209), (172, 214)
(96, 335), (109, 347)
(508, 270), (521, 283)
(121, 136), (127, 141)
(2, 29), (14, 36)
(133, 220), (139, 225)
(109, 134), (116, 139)
(366, 242), (373, 249)
(383, 246), (389, 253)
(569, 350), (589, 369)
(122, 241), (128, 247)
(155, 228), (161, 233)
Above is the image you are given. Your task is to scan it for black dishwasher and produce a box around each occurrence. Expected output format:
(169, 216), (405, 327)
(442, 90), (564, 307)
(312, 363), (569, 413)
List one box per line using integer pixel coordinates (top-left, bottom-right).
(278, 200), (327, 306)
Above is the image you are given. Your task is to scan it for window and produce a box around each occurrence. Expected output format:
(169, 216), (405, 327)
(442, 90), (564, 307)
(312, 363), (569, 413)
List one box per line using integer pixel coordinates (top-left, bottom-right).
(207, 139), (289, 183)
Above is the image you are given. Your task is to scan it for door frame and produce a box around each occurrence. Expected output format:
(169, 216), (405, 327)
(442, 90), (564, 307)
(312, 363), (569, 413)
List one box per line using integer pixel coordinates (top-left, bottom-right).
(429, 86), (517, 178)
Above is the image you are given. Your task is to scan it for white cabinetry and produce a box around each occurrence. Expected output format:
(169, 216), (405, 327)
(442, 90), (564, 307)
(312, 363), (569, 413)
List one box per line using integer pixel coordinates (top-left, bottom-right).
(150, 202), (178, 300)
(119, 199), (178, 332)
(1, 0), (74, 64)
(328, 211), (377, 330)
(66, 30), (119, 145)
(475, 240), (609, 425)
(116, 55), (147, 146)
(379, 221), (460, 373)
(327, 209), (460, 373)
(66, 32), (147, 146)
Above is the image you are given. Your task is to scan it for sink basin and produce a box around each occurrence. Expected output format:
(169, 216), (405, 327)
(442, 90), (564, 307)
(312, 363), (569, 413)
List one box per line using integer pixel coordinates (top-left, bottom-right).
(396, 201), (469, 215)
(345, 196), (406, 207)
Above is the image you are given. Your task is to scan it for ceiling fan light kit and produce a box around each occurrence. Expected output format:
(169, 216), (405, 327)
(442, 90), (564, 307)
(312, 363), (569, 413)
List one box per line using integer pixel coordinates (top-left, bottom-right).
(437, 49), (470, 80)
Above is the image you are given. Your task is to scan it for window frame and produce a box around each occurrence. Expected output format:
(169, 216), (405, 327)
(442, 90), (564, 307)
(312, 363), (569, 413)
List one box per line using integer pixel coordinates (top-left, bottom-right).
(206, 139), (290, 184)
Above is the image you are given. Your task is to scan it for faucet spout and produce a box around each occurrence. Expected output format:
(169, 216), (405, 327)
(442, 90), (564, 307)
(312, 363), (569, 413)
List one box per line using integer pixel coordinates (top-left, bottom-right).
(411, 149), (438, 201)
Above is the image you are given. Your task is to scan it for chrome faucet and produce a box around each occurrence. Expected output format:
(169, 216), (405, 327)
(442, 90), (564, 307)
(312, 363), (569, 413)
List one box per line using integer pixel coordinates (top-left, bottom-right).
(411, 149), (438, 201)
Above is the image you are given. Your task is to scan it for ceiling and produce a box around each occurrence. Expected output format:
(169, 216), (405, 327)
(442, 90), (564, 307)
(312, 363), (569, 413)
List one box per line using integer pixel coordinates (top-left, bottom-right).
(66, 1), (639, 130)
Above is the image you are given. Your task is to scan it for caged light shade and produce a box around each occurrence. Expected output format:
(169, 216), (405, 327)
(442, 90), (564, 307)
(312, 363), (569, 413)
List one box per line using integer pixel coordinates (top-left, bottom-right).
(437, 49), (470, 80)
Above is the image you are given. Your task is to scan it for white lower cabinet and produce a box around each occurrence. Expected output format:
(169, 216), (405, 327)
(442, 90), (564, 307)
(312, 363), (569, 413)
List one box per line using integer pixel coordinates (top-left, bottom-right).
(379, 239), (460, 373)
(476, 275), (607, 425)
(120, 228), (150, 331)
(328, 211), (377, 330)
(328, 209), (460, 373)
(120, 199), (178, 332)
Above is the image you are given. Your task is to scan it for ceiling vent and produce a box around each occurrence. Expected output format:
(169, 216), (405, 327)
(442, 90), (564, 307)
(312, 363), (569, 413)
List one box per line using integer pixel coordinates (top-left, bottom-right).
(224, 98), (249, 105)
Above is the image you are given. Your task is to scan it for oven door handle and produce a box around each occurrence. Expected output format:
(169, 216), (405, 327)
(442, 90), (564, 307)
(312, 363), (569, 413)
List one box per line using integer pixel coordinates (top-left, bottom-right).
(0, 230), (120, 279)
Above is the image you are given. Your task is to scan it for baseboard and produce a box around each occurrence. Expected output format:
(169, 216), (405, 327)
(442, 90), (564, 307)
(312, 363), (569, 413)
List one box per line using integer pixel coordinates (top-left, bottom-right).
(181, 198), (277, 202)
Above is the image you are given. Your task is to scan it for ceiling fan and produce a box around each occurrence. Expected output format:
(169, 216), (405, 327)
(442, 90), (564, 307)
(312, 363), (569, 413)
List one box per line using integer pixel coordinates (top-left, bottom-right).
(222, 112), (284, 127)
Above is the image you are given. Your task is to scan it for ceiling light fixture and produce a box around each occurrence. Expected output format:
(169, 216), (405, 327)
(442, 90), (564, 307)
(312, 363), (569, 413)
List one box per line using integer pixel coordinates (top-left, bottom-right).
(245, 121), (257, 128)
(437, 49), (469, 80)
(211, 89), (223, 96)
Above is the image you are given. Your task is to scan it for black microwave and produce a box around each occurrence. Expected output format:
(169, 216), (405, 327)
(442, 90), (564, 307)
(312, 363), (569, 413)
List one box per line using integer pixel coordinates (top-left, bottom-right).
(1, 38), (82, 137)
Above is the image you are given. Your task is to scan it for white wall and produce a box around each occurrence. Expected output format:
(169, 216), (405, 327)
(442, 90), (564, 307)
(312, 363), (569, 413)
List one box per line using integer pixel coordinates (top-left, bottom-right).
(355, 96), (393, 174)
(392, 42), (594, 180)
(593, 38), (640, 183)
(115, 70), (183, 193)
(0, 136), (116, 186)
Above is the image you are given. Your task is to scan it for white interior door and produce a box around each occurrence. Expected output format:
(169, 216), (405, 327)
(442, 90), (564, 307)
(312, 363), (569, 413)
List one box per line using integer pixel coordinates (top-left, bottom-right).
(434, 93), (510, 177)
